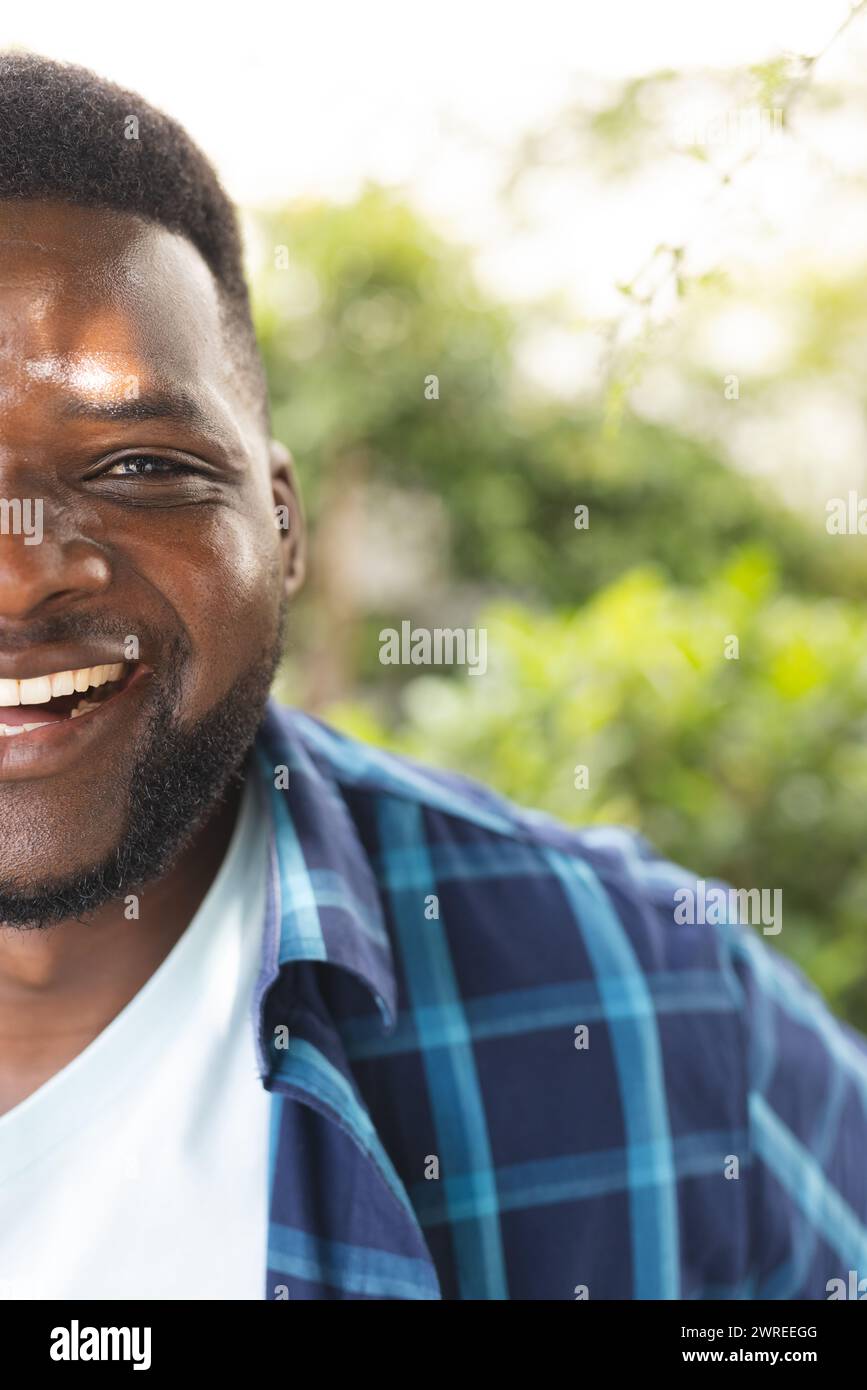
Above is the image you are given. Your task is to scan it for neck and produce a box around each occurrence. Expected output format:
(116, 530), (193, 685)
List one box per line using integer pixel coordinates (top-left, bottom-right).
(0, 780), (242, 1115)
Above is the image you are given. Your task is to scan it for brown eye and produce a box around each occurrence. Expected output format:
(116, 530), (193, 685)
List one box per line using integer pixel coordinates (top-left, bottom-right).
(106, 456), (193, 477)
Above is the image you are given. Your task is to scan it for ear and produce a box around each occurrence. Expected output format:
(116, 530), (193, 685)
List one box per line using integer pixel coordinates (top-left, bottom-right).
(269, 439), (306, 598)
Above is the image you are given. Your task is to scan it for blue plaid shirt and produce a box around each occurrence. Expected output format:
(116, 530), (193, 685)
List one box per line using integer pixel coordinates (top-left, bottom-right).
(253, 703), (867, 1300)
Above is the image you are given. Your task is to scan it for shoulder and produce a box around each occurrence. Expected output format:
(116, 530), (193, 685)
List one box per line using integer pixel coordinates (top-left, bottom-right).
(266, 706), (867, 1295)
(266, 710), (867, 1042)
(282, 706), (867, 1099)
(273, 704), (751, 1019)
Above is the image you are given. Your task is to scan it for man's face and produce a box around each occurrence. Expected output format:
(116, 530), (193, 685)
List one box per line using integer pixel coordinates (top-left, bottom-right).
(0, 200), (300, 910)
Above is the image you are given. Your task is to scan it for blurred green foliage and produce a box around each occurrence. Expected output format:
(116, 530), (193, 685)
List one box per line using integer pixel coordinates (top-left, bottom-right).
(254, 185), (867, 1030)
(332, 552), (867, 1029)
(255, 187), (867, 613)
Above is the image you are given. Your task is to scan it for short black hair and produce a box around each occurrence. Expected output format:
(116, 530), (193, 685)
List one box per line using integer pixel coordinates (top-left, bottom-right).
(0, 50), (269, 429)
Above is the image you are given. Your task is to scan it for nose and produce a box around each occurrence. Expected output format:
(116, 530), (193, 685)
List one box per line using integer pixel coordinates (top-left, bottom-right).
(0, 507), (111, 621)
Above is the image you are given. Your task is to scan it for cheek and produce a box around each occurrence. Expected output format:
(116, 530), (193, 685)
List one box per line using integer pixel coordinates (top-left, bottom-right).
(127, 507), (282, 717)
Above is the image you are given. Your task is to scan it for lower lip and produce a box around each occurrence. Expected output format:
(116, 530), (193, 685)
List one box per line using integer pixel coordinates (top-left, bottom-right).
(0, 665), (152, 781)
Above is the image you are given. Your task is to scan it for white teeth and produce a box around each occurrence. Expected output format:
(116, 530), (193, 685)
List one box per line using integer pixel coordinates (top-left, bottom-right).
(69, 701), (99, 718)
(19, 676), (52, 705)
(0, 662), (127, 707)
(0, 719), (56, 736)
(0, 694), (106, 736)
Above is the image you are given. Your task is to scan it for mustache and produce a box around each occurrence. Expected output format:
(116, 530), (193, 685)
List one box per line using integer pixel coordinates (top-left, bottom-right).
(0, 611), (188, 665)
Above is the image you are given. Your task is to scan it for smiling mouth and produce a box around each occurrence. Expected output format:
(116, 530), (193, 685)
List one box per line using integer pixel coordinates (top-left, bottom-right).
(0, 662), (135, 735)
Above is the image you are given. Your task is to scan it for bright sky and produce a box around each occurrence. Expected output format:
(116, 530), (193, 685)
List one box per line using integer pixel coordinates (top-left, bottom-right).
(3, 1), (858, 305)
(1, 0), (854, 206)
(4, 0), (866, 503)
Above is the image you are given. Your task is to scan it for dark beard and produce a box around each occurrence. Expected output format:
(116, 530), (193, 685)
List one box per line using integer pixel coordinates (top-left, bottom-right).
(0, 615), (285, 930)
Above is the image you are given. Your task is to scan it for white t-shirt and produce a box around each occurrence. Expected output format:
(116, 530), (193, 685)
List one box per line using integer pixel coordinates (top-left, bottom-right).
(0, 772), (272, 1300)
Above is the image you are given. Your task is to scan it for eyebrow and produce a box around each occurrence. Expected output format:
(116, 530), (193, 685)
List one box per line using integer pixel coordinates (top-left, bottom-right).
(59, 389), (213, 432)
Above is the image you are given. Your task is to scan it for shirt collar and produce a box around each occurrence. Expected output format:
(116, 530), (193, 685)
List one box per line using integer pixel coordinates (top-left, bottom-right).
(251, 702), (398, 1078)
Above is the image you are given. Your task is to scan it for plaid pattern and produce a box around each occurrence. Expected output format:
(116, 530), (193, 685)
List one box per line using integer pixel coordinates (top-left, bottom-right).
(253, 703), (867, 1300)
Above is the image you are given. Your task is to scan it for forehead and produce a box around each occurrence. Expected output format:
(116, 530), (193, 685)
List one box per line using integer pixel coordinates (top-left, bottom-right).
(0, 200), (247, 432)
